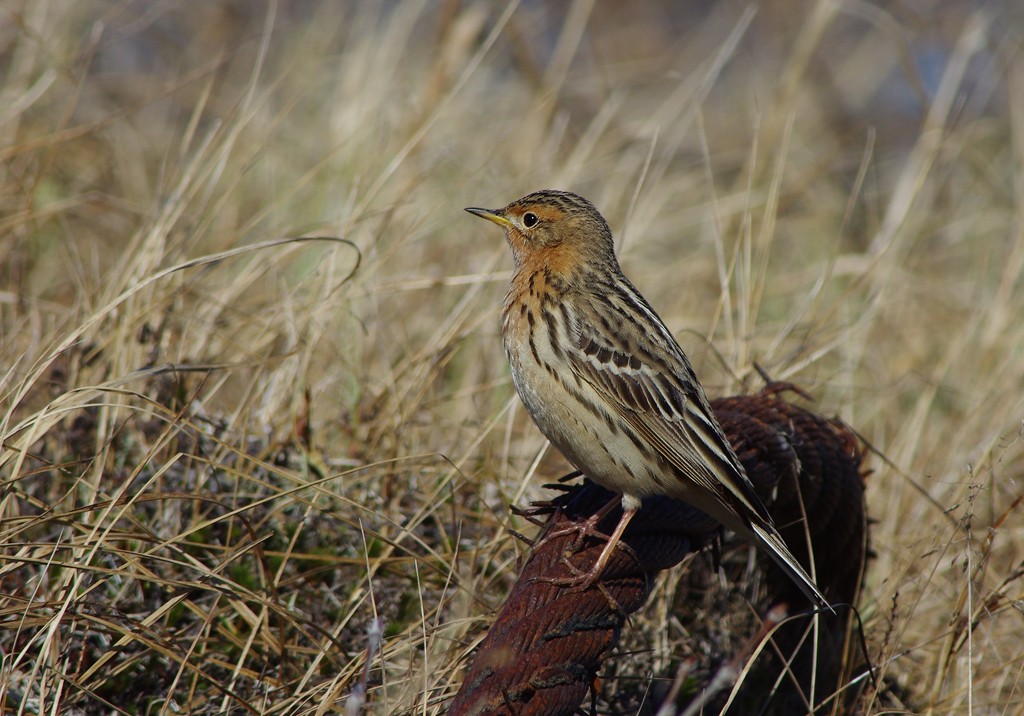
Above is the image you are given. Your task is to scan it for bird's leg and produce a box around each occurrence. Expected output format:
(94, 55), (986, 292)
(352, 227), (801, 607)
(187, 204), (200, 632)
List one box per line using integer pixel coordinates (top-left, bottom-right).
(530, 499), (640, 588)
(560, 505), (638, 586)
(529, 494), (622, 555)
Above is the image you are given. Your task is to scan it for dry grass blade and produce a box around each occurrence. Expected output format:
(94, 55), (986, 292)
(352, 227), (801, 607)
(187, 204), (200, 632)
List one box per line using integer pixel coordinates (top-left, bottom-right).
(2, 2), (1022, 714)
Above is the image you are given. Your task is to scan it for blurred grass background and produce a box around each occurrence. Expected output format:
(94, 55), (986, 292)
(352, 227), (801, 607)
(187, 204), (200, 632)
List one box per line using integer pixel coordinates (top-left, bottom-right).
(1, 0), (1022, 713)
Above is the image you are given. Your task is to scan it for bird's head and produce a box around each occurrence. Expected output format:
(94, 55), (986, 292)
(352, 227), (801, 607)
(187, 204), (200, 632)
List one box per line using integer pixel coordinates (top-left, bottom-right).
(466, 190), (616, 276)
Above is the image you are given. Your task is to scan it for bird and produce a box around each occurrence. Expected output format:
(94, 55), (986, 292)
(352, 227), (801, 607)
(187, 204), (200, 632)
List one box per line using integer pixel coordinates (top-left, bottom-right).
(465, 189), (830, 610)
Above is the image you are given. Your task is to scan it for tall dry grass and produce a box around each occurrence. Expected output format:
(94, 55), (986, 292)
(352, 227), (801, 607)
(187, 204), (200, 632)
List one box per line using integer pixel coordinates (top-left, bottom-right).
(1, 1), (1022, 713)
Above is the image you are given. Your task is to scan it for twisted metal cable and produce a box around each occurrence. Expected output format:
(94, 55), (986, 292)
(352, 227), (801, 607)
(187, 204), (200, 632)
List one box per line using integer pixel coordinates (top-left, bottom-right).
(449, 388), (868, 716)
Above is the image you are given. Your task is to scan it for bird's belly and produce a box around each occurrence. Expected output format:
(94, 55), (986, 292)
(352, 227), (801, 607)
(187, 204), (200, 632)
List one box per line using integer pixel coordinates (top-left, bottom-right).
(505, 336), (663, 502)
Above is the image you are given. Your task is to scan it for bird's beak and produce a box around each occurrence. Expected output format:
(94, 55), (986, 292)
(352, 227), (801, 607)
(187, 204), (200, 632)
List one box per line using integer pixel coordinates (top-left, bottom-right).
(465, 206), (514, 230)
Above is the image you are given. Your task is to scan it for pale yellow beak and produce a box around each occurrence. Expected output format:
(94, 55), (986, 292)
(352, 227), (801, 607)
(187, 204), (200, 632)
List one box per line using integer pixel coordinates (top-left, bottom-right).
(465, 206), (514, 230)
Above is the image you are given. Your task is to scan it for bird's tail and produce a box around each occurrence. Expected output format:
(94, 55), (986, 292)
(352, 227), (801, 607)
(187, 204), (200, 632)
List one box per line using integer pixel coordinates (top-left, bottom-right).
(750, 521), (834, 613)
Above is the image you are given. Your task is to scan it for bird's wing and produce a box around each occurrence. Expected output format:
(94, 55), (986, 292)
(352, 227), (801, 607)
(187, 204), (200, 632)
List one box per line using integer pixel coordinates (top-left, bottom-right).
(565, 289), (832, 610)
(565, 289), (775, 527)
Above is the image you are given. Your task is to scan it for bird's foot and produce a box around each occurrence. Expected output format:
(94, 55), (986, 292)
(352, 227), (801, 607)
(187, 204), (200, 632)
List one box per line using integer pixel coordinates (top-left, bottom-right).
(527, 503), (639, 590)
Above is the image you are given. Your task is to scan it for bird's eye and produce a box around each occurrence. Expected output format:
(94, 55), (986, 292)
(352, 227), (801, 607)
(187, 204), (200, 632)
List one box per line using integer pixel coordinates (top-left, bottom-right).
(522, 212), (539, 228)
